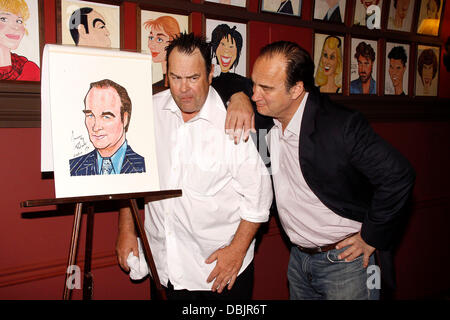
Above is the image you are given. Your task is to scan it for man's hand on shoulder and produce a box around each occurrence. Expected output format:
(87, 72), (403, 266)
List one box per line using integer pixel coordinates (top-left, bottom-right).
(225, 92), (256, 145)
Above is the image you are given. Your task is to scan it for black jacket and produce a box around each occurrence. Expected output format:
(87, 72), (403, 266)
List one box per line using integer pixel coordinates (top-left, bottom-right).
(289, 90), (415, 250)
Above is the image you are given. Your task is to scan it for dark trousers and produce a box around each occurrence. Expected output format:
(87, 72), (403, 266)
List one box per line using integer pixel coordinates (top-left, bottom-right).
(164, 262), (254, 300)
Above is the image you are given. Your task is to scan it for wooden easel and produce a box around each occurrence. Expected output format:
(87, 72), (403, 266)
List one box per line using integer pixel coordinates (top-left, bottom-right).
(21, 190), (181, 300)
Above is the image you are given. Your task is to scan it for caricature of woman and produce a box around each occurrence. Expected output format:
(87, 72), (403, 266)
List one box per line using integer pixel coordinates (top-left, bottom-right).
(417, 48), (438, 95)
(144, 16), (180, 87)
(417, 0), (441, 35)
(211, 24), (242, 75)
(0, 0), (40, 81)
(315, 35), (343, 93)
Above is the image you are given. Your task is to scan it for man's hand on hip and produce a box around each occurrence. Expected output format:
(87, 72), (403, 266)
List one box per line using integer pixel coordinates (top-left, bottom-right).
(336, 232), (376, 268)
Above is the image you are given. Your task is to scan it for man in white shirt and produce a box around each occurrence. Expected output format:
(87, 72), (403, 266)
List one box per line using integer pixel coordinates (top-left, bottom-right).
(116, 33), (272, 300)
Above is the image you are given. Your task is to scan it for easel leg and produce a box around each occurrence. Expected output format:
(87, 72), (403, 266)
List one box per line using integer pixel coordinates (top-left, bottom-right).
(129, 199), (167, 300)
(63, 202), (83, 300)
(83, 204), (95, 300)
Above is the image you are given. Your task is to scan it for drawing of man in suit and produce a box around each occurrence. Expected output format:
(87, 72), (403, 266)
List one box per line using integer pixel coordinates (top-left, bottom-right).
(69, 79), (145, 176)
(322, 0), (342, 23)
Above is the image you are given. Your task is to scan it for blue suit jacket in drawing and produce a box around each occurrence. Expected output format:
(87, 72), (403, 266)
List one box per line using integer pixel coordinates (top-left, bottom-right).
(69, 144), (146, 176)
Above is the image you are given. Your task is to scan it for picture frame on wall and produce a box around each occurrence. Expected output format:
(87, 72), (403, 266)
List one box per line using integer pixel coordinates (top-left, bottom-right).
(350, 37), (378, 95)
(416, 0), (445, 36)
(138, 9), (189, 91)
(386, 0), (416, 32)
(313, 33), (344, 94)
(261, 0), (302, 16)
(205, 18), (247, 78)
(0, 0), (43, 81)
(313, 0), (347, 24)
(415, 44), (440, 96)
(204, 0), (247, 7)
(353, 0), (384, 28)
(58, 0), (121, 49)
(385, 42), (410, 96)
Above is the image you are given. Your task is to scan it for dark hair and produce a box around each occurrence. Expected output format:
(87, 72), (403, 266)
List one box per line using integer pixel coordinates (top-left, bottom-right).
(69, 7), (93, 45)
(418, 49), (438, 80)
(354, 41), (376, 62)
(165, 32), (212, 76)
(84, 79), (132, 132)
(388, 46), (407, 66)
(259, 41), (315, 92)
(210, 24), (243, 70)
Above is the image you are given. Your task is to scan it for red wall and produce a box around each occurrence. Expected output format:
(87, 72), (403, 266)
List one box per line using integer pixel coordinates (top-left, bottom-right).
(0, 0), (449, 300)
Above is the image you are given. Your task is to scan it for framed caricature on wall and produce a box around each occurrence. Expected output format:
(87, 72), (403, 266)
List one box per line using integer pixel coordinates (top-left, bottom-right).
(387, 0), (416, 32)
(261, 0), (302, 16)
(385, 42), (410, 95)
(415, 44), (440, 96)
(313, 0), (347, 24)
(353, 0), (384, 28)
(0, 0), (42, 81)
(59, 0), (121, 49)
(139, 9), (189, 90)
(350, 38), (378, 95)
(205, 18), (247, 78)
(416, 0), (444, 36)
(313, 33), (344, 94)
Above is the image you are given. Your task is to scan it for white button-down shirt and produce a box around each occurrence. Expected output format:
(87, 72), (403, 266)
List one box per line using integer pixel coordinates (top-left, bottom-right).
(268, 93), (361, 248)
(145, 87), (272, 290)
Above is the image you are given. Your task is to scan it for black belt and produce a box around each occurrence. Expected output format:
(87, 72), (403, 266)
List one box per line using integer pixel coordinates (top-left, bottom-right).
(296, 233), (357, 254)
(296, 242), (338, 254)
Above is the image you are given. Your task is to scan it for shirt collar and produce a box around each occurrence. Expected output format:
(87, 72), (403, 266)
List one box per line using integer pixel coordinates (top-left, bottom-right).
(164, 86), (226, 129)
(97, 140), (127, 174)
(273, 92), (309, 137)
(327, 3), (339, 19)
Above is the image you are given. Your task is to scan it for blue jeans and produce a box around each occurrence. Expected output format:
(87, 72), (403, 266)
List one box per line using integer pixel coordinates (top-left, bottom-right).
(287, 246), (380, 300)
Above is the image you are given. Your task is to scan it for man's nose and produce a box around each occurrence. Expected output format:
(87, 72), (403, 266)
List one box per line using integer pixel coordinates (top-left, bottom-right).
(251, 87), (260, 102)
(180, 79), (189, 92)
(92, 119), (103, 131)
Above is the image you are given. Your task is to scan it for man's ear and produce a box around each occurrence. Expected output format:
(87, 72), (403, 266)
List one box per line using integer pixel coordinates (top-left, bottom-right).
(123, 112), (129, 131)
(208, 66), (214, 84)
(78, 24), (88, 39)
(290, 81), (305, 100)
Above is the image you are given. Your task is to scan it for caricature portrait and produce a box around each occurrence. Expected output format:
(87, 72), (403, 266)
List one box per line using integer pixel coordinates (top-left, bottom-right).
(353, 0), (383, 27)
(415, 46), (439, 96)
(350, 39), (378, 95)
(417, 0), (443, 36)
(140, 10), (188, 87)
(206, 19), (247, 77)
(385, 43), (409, 95)
(205, 0), (247, 7)
(69, 79), (145, 176)
(61, 0), (120, 48)
(314, 0), (347, 23)
(387, 0), (415, 32)
(261, 0), (302, 16)
(0, 0), (40, 81)
(314, 34), (343, 94)
(68, 7), (111, 48)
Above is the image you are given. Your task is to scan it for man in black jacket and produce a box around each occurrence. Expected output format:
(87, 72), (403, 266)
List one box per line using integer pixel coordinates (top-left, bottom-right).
(248, 41), (415, 299)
